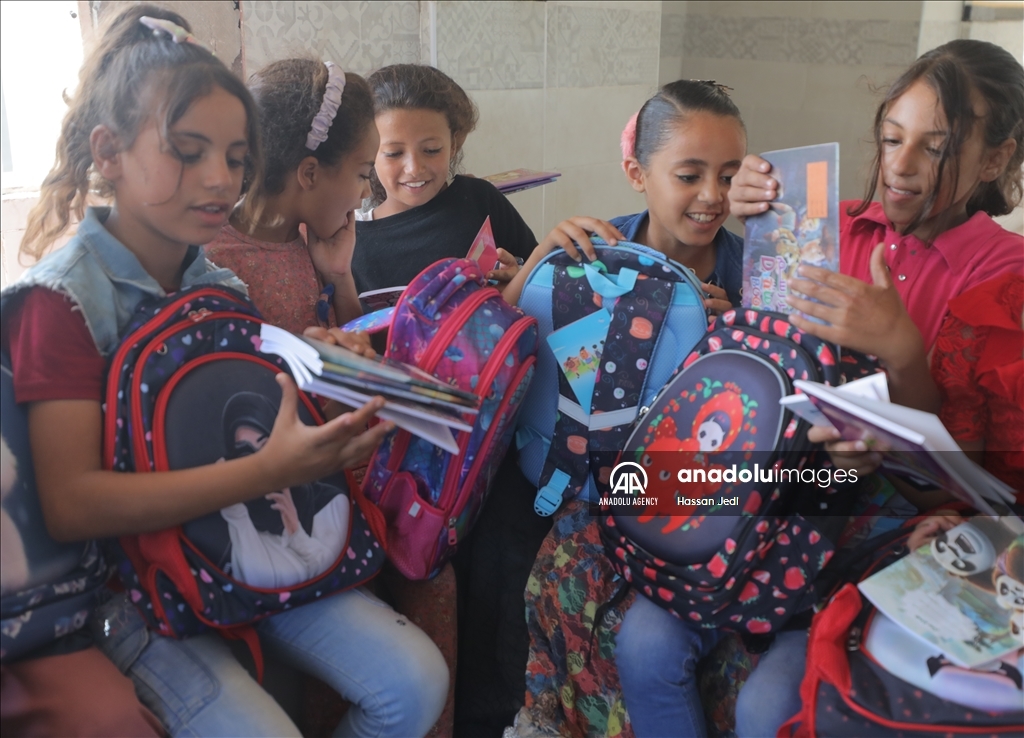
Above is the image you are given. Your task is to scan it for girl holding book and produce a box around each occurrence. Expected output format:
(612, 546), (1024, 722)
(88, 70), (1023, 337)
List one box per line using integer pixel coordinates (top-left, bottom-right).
(2, 8), (446, 735)
(507, 80), (749, 738)
(731, 39), (1023, 737)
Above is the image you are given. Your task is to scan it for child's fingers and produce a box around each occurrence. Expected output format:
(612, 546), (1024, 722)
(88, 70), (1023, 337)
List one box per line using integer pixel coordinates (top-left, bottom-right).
(302, 326), (332, 342)
(807, 425), (841, 444)
(326, 328), (374, 357)
(274, 373), (300, 424)
(571, 217), (623, 246)
(560, 222), (598, 260)
(704, 297), (732, 315)
(339, 421), (395, 467)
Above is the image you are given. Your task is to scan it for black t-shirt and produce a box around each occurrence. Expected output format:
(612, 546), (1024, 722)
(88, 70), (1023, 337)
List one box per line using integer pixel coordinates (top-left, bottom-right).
(352, 175), (538, 295)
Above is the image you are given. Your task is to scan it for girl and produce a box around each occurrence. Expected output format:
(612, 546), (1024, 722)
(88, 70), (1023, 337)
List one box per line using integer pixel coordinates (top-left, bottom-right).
(732, 39), (1023, 737)
(349, 63), (545, 735)
(508, 80), (748, 738)
(206, 58), (379, 329)
(3, 7), (447, 736)
(350, 63), (536, 296)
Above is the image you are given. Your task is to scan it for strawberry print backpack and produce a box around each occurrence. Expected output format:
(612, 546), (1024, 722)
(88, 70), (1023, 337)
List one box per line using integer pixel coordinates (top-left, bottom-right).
(514, 239), (709, 517)
(356, 258), (538, 580)
(599, 308), (880, 634)
(782, 520), (1024, 737)
(104, 285), (386, 675)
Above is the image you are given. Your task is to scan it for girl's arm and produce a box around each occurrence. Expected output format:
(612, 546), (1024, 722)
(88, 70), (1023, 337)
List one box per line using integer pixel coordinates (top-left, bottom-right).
(30, 374), (391, 542)
(503, 217), (624, 306)
(306, 215), (363, 325)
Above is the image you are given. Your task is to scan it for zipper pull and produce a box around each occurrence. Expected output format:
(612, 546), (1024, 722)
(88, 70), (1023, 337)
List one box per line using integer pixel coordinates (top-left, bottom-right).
(846, 625), (862, 651)
(447, 518), (458, 546)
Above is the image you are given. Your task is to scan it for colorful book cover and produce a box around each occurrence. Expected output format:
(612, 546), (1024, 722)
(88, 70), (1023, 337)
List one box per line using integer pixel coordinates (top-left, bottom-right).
(466, 216), (499, 273)
(482, 168), (561, 194)
(742, 143), (840, 315)
(546, 309), (611, 411)
(859, 516), (1024, 668)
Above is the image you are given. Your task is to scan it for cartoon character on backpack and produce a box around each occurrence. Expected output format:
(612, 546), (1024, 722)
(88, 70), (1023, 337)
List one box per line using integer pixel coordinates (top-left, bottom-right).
(993, 537), (1024, 637)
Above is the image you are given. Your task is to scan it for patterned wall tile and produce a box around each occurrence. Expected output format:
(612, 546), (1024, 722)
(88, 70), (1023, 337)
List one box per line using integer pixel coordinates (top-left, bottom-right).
(660, 10), (686, 59)
(682, 16), (920, 67)
(434, 1), (546, 90)
(241, 1), (419, 76)
(547, 4), (661, 88)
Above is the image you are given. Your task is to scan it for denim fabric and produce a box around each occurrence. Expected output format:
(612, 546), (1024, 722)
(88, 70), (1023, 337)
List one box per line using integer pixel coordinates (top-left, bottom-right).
(735, 630), (808, 738)
(93, 589), (448, 737)
(615, 595), (723, 738)
(2, 207), (246, 357)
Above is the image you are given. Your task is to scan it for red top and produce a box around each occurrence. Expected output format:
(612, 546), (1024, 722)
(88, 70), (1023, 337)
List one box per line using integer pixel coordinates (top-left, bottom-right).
(931, 273), (1024, 495)
(2, 288), (107, 403)
(839, 202), (1024, 349)
(205, 224), (335, 335)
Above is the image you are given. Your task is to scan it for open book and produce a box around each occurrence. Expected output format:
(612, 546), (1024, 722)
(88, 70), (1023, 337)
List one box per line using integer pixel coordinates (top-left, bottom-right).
(791, 379), (1016, 515)
(859, 515), (1024, 668)
(357, 217), (501, 312)
(481, 168), (561, 195)
(743, 143), (840, 319)
(258, 324), (479, 453)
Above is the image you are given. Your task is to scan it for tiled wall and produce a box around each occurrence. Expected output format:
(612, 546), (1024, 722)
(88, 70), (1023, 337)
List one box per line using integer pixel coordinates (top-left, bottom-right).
(662, 1), (923, 204)
(239, 1), (660, 240)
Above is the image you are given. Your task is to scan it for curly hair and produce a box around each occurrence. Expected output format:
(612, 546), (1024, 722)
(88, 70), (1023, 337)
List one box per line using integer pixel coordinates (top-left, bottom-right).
(20, 4), (261, 260)
(241, 58), (375, 222)
(851, 39), (1024, 236)
(365, 64), (478, 205)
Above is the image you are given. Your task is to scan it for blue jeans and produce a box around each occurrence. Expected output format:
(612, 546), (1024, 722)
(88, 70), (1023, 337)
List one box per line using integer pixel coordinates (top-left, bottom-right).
(93, 589), (448, 737)
(735, 630), (808, 738)
(615, 595), (722, 738)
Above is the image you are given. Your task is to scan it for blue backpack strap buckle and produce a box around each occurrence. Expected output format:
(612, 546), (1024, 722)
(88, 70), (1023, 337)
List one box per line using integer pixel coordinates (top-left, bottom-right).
(534, 469), (570, 516)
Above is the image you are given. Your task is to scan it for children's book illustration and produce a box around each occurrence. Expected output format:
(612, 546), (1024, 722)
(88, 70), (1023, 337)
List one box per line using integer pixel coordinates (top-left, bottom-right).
(546, 308), (611, 411)
(465, 216), (499, 273)
(859, 516), (1024, 668)
(743, 143), (840, 317)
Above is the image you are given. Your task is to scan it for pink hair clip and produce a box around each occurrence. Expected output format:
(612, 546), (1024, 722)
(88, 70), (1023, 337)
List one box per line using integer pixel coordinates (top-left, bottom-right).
(139, 16), (212, 54)
(620, 111), (639, 160)
(306, 62), (346, 151)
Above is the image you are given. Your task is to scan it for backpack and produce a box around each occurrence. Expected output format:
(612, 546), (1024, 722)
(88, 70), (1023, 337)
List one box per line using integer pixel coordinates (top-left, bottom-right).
(357, 258), (539, 580)
(1, 343), (109, 663)
(781, 522), (1024, 737)
(598, 308), (880, 634)
(103, 285), (387, 675)
(513, 240), (709, 517)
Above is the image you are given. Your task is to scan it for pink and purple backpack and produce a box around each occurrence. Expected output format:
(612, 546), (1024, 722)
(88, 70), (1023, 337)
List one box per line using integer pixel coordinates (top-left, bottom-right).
(355, 258), (539, 580)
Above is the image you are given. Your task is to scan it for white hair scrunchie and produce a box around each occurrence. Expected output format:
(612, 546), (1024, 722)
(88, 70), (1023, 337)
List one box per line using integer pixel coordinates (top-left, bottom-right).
(306, 62), (346, 151)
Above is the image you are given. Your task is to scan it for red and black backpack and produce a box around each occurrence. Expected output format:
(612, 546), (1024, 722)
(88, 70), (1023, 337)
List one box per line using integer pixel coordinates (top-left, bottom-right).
(599, 308), (881, 634)
(781, 519), (1024, 737)
(103, 285), (386, 677)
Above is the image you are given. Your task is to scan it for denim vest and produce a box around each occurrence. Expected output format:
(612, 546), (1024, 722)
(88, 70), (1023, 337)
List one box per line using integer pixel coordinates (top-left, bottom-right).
(0, 207), (245, 662)
(2, 206), (247, 357)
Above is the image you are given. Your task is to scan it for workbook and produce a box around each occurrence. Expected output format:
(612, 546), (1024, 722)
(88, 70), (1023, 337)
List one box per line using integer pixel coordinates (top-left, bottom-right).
(792, 379), (1016, 516)
(258, 325), (480, 453)
(742, 143), (840, 317)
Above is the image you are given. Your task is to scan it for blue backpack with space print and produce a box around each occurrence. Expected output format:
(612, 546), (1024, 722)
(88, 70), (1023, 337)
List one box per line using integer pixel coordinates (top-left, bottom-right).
(514, 239), (709, 516)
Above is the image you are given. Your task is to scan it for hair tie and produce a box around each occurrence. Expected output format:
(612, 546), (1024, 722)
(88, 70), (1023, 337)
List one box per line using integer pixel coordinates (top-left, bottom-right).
(306, 62), (346, 151)
(621, 111), (639, 160)
(693, 79), (734, 97)
(139, 16), (212, 54)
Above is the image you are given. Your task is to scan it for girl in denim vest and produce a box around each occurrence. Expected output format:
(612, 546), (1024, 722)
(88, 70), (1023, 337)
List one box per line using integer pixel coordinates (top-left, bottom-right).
(4, 5), (446, 736)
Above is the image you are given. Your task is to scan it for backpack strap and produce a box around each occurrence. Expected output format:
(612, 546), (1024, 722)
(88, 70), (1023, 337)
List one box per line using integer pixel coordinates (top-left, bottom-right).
(534, 263), (671, 514)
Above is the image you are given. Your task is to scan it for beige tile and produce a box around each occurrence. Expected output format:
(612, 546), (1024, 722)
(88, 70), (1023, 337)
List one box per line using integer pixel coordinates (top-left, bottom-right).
(808, 0), (924, 21)
(541, 162), (646, 233)
(543, 85), (656, 171)
(462, 89), (545, 178)
(686, 2), (808, 20)
(659, 56), (685, 86)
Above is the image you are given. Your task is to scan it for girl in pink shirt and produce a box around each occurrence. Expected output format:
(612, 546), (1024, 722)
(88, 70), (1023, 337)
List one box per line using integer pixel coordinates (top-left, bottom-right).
(730, 39), (1023, 478)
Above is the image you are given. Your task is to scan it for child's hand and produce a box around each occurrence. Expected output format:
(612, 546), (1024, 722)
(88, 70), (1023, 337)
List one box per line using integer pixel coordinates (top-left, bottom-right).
(701, 282), (731, 316)
(305, 212), (357, 281)
(907, 512), (964, 552)
(259, 374), (392, 487)
(787, 244), (923, 370)
(538, 217), (625, 262)
(487, 248), (521, 284)
(728, 155), (778, 221)
(303, 326), (376, 358)
(807, 424), (884, 477)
